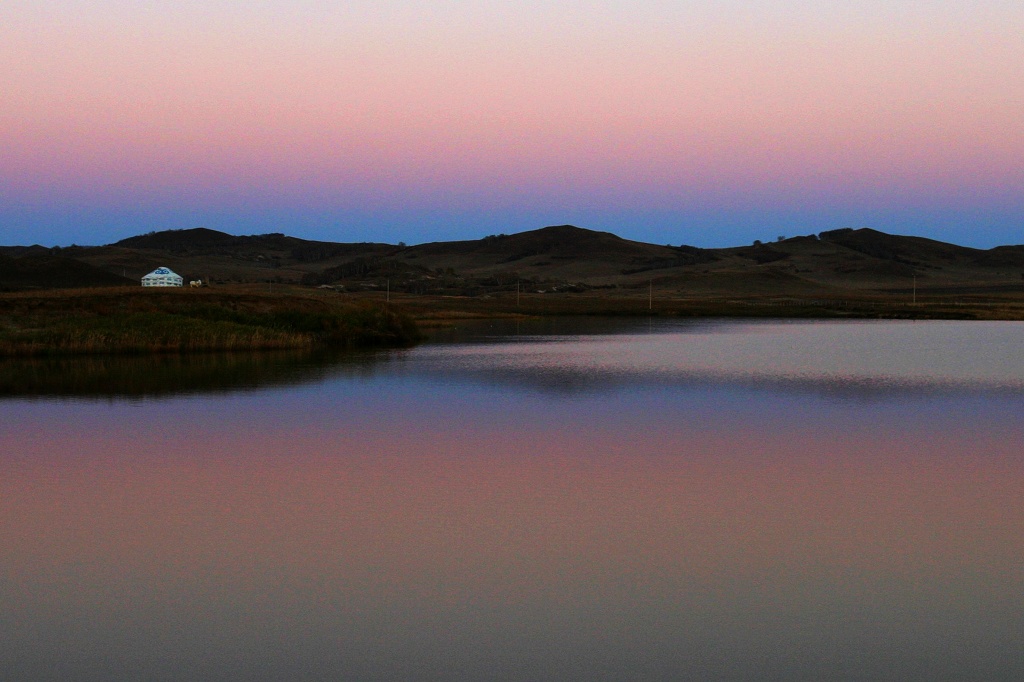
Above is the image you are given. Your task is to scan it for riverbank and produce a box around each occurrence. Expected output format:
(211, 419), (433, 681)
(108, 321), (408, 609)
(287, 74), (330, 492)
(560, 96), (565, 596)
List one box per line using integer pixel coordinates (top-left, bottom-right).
(0, 286), (420, 357)
(4, 283), (1022, 357)
(379, 289), (1024, 323)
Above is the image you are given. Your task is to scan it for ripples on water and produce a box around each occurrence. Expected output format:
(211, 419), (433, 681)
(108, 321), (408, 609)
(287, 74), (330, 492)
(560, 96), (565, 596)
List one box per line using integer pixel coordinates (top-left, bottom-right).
(2, 319), (1022, 680)
(419, 318), (1024, 394)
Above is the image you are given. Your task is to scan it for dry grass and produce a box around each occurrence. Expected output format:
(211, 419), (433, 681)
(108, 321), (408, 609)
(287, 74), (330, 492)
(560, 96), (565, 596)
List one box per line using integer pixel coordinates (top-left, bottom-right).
(3, 281), (1022, 359)
(364, 289), (1024, 321)
(0, 286), (420, 356)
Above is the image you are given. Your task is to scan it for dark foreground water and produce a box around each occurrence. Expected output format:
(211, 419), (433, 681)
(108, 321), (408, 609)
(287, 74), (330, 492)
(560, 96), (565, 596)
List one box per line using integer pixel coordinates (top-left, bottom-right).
(2, 319), (1023, 680)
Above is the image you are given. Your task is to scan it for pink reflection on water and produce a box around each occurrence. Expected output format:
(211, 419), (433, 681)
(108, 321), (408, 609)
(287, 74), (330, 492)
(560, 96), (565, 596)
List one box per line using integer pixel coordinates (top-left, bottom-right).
(4, 417), (1022, 600)
(2, 391), (1023, 679)
(4, 323), (1024, 677)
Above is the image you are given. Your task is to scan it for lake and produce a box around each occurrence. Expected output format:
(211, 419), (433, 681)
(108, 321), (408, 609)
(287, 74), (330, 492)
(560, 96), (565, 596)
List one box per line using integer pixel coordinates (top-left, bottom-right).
(2, 318), (1023, 680)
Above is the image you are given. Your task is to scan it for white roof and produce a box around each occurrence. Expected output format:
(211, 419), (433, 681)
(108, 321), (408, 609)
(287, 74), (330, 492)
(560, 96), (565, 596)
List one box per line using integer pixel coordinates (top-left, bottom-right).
(142, 267), (181, 278)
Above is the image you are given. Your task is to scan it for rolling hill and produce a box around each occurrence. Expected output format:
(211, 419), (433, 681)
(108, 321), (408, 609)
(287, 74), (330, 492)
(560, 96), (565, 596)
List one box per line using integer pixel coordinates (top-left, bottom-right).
(4, 225), (1024, 299)
(0, 252), (134, 291)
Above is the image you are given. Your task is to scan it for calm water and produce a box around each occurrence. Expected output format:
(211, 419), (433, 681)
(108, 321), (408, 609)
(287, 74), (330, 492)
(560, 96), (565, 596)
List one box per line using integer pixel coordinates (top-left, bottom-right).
(2, 319), (1023, 681)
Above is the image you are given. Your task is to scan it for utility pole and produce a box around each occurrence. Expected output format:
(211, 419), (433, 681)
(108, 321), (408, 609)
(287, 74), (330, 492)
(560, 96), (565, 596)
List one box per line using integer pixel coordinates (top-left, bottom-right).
(913, 275), (917, 305)
(649, 279), (653, 311)
(517, 280), (520, 307)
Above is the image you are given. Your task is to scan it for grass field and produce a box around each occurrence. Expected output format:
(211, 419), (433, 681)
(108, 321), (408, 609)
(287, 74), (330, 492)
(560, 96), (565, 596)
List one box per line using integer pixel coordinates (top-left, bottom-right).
(380, 288), (1024, 323)
(0, 286), (421, 356)
(3, 282), (1024, 358)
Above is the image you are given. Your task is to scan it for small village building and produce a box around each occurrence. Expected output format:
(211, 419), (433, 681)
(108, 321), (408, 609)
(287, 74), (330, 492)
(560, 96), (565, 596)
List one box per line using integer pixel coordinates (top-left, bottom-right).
(141, 267), (183, 287)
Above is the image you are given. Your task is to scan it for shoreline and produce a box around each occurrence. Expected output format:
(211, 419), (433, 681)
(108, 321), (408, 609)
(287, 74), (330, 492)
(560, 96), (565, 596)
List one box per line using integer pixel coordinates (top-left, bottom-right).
(387, 291), (1024, 323)
(3, 284), (1023, 357)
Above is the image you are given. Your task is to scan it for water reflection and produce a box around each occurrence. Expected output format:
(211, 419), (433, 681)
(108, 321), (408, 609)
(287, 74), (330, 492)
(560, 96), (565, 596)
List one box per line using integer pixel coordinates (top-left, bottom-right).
(2, 318), (1023, 680)
(4, 319), (1023, 401)
(0, 348), (399, 399)
(3, 382), (1022, 680)
(416, 318), (1024, 400)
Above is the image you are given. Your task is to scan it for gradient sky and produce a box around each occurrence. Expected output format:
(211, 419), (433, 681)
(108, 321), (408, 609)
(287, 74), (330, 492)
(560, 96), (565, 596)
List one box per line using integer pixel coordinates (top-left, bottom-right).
(2, 1), (1022, 247)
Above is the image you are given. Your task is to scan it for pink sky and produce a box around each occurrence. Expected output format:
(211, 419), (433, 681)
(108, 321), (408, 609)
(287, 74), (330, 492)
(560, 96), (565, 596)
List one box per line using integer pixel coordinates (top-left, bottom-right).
(2, 2), (1022, 246)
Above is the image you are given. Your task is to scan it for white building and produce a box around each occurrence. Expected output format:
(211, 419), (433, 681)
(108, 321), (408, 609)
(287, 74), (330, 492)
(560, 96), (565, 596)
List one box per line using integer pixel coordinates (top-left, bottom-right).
(141, 267), (183, 287)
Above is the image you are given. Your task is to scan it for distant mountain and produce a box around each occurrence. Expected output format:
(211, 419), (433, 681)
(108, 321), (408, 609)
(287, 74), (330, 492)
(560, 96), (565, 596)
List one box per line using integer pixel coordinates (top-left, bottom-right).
(818, 228), (984, 265)
(55, 229), (398, 286)
(114, 227), (239, 250)
(4, 224), (1024, 297)
(411, 224), (663, 258)
(395, 225), (714, 281)
(0, 252), (134, 291)
(0, 244), (54, 258)
(698, 229), (1024, 293)
(113, 227), (392, 261)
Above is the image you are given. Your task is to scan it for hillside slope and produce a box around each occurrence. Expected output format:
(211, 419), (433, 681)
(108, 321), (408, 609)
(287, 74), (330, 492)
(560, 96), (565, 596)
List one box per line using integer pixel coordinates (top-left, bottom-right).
(396, 225), (713, 281)
(0, 253), (134, 291)
(5, 225), (1024, 298)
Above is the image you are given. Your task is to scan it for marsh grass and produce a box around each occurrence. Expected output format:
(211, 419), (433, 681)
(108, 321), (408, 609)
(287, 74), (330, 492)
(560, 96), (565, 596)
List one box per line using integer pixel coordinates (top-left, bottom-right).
(0, 287), (421, 356)
(380, 290), (1024, 321)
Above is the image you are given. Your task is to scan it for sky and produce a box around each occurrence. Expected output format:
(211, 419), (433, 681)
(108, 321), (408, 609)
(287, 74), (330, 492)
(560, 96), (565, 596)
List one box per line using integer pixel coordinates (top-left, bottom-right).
(2, 1), (1022, 248)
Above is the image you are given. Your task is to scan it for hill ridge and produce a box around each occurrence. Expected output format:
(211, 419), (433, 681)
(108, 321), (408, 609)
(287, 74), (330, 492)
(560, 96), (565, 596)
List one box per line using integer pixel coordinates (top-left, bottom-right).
(4, 225), (1024, 297)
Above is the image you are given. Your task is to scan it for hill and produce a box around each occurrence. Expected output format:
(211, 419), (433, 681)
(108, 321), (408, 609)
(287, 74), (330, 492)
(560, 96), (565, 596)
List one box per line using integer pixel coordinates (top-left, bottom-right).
(5, 225), (1024, 303)
(71, 229), (396, 286)
(398, 225), (714, 282)
(114, 227), (239, 250)
(0, 252), (134, 291)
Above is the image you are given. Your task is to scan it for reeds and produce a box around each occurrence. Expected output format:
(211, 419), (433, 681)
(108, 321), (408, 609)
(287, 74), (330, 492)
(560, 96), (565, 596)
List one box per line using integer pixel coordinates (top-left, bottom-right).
(0, 288), (421, 357)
